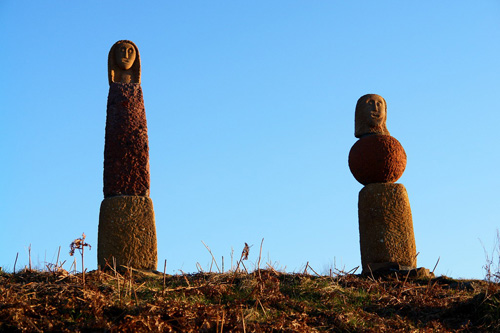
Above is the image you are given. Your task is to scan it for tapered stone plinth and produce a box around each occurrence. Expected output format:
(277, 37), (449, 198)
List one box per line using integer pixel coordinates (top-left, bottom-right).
(358, 183), (416, 273)
(98, 195), (157, 270)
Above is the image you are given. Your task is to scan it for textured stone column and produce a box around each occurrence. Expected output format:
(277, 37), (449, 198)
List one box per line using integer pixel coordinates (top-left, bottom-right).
(358, 183), (417, 272)
(103, 83), (150, 197)
(98, 40), (157, 271)
(98, 196), (157, 270)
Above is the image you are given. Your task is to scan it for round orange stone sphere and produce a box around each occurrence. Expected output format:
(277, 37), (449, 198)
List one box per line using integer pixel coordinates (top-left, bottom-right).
(348, 135), (407, 185)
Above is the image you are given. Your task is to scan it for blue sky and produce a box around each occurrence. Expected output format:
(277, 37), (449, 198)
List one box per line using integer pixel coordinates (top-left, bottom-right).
(1, 1), (499, 279)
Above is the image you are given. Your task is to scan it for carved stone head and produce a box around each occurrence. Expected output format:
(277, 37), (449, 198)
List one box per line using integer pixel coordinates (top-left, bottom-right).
(355, 94), (390, 138)
(108, 40), (141, 85)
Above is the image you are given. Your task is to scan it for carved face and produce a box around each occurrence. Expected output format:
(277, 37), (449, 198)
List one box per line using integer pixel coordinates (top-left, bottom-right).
(115, 42), (136, 70)
(360, 95), (386, 128)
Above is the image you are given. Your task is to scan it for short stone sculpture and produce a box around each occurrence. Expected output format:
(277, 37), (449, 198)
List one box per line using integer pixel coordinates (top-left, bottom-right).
(108, 40), (141, 84)
(98, 40), (157, 271)
(348, 94), (417, 274)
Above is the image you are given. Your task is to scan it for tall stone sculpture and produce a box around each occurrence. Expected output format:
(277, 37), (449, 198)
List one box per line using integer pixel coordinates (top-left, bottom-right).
(98, 40), (157, 271)
(348, 94), (417, 274)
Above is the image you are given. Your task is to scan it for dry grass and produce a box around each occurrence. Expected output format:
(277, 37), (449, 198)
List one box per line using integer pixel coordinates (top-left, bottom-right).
(483, 229), (500, 284)
(1, 266), (499, 332)
(1, 236), (499, 331)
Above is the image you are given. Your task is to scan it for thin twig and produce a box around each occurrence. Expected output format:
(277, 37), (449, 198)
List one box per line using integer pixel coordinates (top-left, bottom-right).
(266, 263), (280, 275)
(202, 241), (221, 273)
(56, 246), (61, 269)
(163, 285), (204, 292)
(220, 309), (225, 333)
(308, 263), (321, 277)
(163, 259), (167, 295)
(257, 238), (264, 276)
(127, 266), (132, 298)
(403, 268), (412, 285)
(235, 259), (241, 273)
(81, 245), (85, 287)
(241, 307), (246, 333)
(367, 265), (376, 282)
(230, 247), (234, 271)
(241, 261), (248, 274)
(28, 244), (32, 271)
(258, 299), (267, 315)
(432, 257), (440, 274)
(14, 253), (18, 274)
(113, 257), (121, 303)
(179, 270), (191, 287)
(71, 258), (77, 274)
(346, 266), (359, 275)
(131, 270), (139, 306)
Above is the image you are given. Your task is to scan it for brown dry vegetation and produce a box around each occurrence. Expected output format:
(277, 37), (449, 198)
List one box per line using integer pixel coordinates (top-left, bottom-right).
(1, 266), (499, 332)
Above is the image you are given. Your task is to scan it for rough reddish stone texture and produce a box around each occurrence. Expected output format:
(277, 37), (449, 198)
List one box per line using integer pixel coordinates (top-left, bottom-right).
(104, 83), (150, 197)
(348, 134), (406, 185)
(98, 196), (157, 270)
(358, 183), (417, 273)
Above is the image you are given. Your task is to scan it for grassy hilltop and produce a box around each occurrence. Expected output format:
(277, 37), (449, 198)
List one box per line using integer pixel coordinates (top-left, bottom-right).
(1, 266), (499, 332)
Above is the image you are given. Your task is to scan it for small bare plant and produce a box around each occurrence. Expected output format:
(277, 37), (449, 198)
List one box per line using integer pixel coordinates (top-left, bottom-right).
(70, 233), (91, 287)
(235, 242), (251, 273)
(241, 242), (250, 260)
(482, 229), (500, 283)
(46, 246), (67, 275)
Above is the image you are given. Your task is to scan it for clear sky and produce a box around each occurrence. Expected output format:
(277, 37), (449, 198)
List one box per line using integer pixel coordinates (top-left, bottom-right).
(1, 1), (499, 279)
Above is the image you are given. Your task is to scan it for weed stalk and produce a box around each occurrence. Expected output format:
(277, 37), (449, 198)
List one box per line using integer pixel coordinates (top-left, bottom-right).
(14, 252), (18, 274)
(163, 259), (167, 295)
(28, 244), (32, 271)
(69, 233), (91, 287)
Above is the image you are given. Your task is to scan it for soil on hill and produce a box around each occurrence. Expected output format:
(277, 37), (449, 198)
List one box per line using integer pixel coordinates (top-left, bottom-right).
(0, 268), (499, 332)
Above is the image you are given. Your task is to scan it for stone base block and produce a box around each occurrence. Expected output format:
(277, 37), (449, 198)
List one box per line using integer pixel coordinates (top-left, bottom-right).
(358, 183), (416, 273)
(98, 195), (157, 270)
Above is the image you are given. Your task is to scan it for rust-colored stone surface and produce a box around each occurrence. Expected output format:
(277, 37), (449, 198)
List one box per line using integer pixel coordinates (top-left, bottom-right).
(98, 196), (157, 270)
(358, 183), (417, 273)
(348, 134), (407, 185)
(104, 82), (150, 197)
